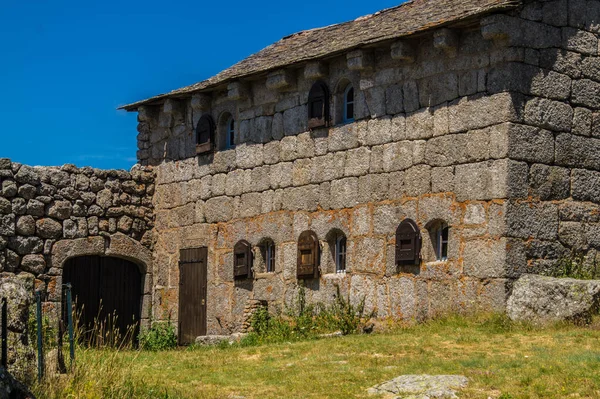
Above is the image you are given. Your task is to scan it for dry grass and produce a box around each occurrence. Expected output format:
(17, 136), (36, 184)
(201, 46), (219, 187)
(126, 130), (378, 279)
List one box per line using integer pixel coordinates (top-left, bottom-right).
(32, 314), (600, 399)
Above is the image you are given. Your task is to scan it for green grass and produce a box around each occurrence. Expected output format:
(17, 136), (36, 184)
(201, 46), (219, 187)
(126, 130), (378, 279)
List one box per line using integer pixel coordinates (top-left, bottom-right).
(33, 314), (600, 399)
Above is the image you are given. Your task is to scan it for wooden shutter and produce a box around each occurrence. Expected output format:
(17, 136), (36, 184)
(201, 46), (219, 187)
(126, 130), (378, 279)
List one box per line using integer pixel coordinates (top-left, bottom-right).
(297, 230), (319, 279)
(395, 219), (421, 265)
(196, 115), (215, 154)
(308, 82), (329, 129)
(233, 240), (252, 279)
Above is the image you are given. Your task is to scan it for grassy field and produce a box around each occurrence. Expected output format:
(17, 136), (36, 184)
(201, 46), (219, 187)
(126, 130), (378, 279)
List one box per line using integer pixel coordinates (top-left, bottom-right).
(33, 315), (600, 399)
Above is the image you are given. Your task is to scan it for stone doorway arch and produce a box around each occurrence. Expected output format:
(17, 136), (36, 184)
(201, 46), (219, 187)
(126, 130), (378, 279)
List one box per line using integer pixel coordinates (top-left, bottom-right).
(50, 233), (153, 331)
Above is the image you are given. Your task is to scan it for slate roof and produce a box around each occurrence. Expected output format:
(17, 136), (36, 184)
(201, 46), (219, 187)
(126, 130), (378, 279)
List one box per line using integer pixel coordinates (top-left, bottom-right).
(120, 0), (520, 111)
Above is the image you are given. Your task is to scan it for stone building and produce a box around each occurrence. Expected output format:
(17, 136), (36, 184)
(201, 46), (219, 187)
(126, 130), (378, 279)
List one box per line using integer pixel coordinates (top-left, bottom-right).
(2, 0), (600, 362)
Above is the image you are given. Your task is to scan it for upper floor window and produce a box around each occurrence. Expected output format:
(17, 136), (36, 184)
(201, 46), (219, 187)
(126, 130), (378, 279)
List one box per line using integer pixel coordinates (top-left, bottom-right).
(335, 234), (347, 273)
(196, 114), (215, 154)
(308, 81), (330, 129)
(343, 85), (354, 123)
(226, 117), (236, 150)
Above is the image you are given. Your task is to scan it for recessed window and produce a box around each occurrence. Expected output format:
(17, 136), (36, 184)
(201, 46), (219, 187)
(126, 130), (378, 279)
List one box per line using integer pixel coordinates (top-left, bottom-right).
(196, 114), (215, 154)
(435, 223), (449, 261)
(343, 85), (354, 123)
(233, 240), (252, 279)
(260, 238), (276, 273)
(297, 230), (320, 279)
(226, 117), (235, 149)
(335, 234), (347, 273)
(395, 219), (421, 266)
(308, 81), (330, 129)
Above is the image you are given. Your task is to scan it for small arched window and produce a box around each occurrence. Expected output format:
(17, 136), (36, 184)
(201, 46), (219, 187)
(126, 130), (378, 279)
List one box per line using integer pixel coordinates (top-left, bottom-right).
(196, 114), (215, 154)
(308, 81), (330, 129)
(343, 85), (354, 123)
(225, 117), (236, 150)
(260, 238), (276, 273)
(234, 240), (253, 279)
(297, 230), (320, 279)
(395, 219), (421, 266)
(335, 234), (347, 273)
(435, 222), (449, 261)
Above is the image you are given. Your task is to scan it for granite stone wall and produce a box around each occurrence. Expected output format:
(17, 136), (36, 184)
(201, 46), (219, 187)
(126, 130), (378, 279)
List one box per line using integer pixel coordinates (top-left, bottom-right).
(139, 16), (528, 334)
(482, 0), (600, 274)
(0, 159), (155, 376)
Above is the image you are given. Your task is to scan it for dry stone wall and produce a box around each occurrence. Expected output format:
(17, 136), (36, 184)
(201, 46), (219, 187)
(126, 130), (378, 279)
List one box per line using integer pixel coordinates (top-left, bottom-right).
(142, 21), (527, 334)
(0, 159), (155, 376)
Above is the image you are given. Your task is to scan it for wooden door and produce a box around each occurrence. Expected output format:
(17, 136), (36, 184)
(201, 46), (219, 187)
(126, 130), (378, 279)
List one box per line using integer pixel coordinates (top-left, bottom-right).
(179, 247), (208, 345)
(63, 256), (142, 344)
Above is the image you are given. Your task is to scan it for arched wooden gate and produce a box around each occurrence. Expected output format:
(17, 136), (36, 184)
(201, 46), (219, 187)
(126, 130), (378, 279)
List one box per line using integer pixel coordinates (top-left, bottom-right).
(63, 256), (142, 344)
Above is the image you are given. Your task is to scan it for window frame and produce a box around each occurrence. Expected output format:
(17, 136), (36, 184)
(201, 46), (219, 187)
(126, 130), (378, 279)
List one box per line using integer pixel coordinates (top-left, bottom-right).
(335, 234), (347, 273)
(225, 116), (236, 150)
(343, 85), (355, 123)
(435, 223), (449, 261)
(195, 114), (215, 154)
(307, 81), (330, 129)
(297, 230), (320, 279)
(264, 239), (276, 273)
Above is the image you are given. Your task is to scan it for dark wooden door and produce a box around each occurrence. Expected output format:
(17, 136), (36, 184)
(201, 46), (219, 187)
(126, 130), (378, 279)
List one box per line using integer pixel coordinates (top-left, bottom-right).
(63, 256), (142, 344)
(179, 247), (208, 345)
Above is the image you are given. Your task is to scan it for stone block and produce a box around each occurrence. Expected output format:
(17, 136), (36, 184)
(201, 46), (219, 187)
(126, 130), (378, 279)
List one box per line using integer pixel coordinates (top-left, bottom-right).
(269, 162), (293, 189)
(405, 109), (434, 140)
(571, 168), (600, 203)
(507, 123), (555, 163)
(205, 196), (234, 223)
(281, 185), (320, 212)
(524, 97), (572, 132)
(418, 73), (458, 107)
(506, 200), (559, 240)
(463, 238), (508, 278)
(431, 166), (454, 193)
(390, 40), (415, 62)
(357, 174), (389, 203)
(344, 147), (370, 177)
(328, 124), (359, 152)
(360, 117), (392, 146)
(562, 27), (598, 55)
(330, 178), (359, 209)
(347, 49), (373, 71)
(572, 107), (592, 136)
(283, 105), (308, 136)
(529, 164), (570, 200)
(403, 80), (420, 113)
(448, 93), (517, 134)
(404, 165), (431, 197)
(304, 62), (328, 79)
(555, 133), (600, 170)
(352, 237), (385, 274)
(266, 69), (295, 91)
(572, 79), (600, 109)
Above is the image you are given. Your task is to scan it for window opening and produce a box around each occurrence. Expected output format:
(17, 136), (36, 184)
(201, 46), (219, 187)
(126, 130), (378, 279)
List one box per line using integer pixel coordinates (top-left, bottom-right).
(265, 240), (275, 273)
(226, 117), (235, 149)
(343, 85), (354, 123)
(335, 235), (347, 273)
(436, 224), (449, 261)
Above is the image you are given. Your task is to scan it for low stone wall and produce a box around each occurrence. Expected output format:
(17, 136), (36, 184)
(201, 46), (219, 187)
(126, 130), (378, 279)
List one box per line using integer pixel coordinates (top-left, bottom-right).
(0, 158), (155, 376)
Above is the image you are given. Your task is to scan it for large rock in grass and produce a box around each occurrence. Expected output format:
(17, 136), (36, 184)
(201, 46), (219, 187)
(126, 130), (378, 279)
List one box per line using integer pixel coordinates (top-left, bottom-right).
(368, 375), (468, 398)
(507, 274), (600, 324)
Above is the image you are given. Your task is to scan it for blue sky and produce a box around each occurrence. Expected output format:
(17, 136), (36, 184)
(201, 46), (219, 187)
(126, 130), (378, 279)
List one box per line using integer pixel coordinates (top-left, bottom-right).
(0, 0), (403, 170)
